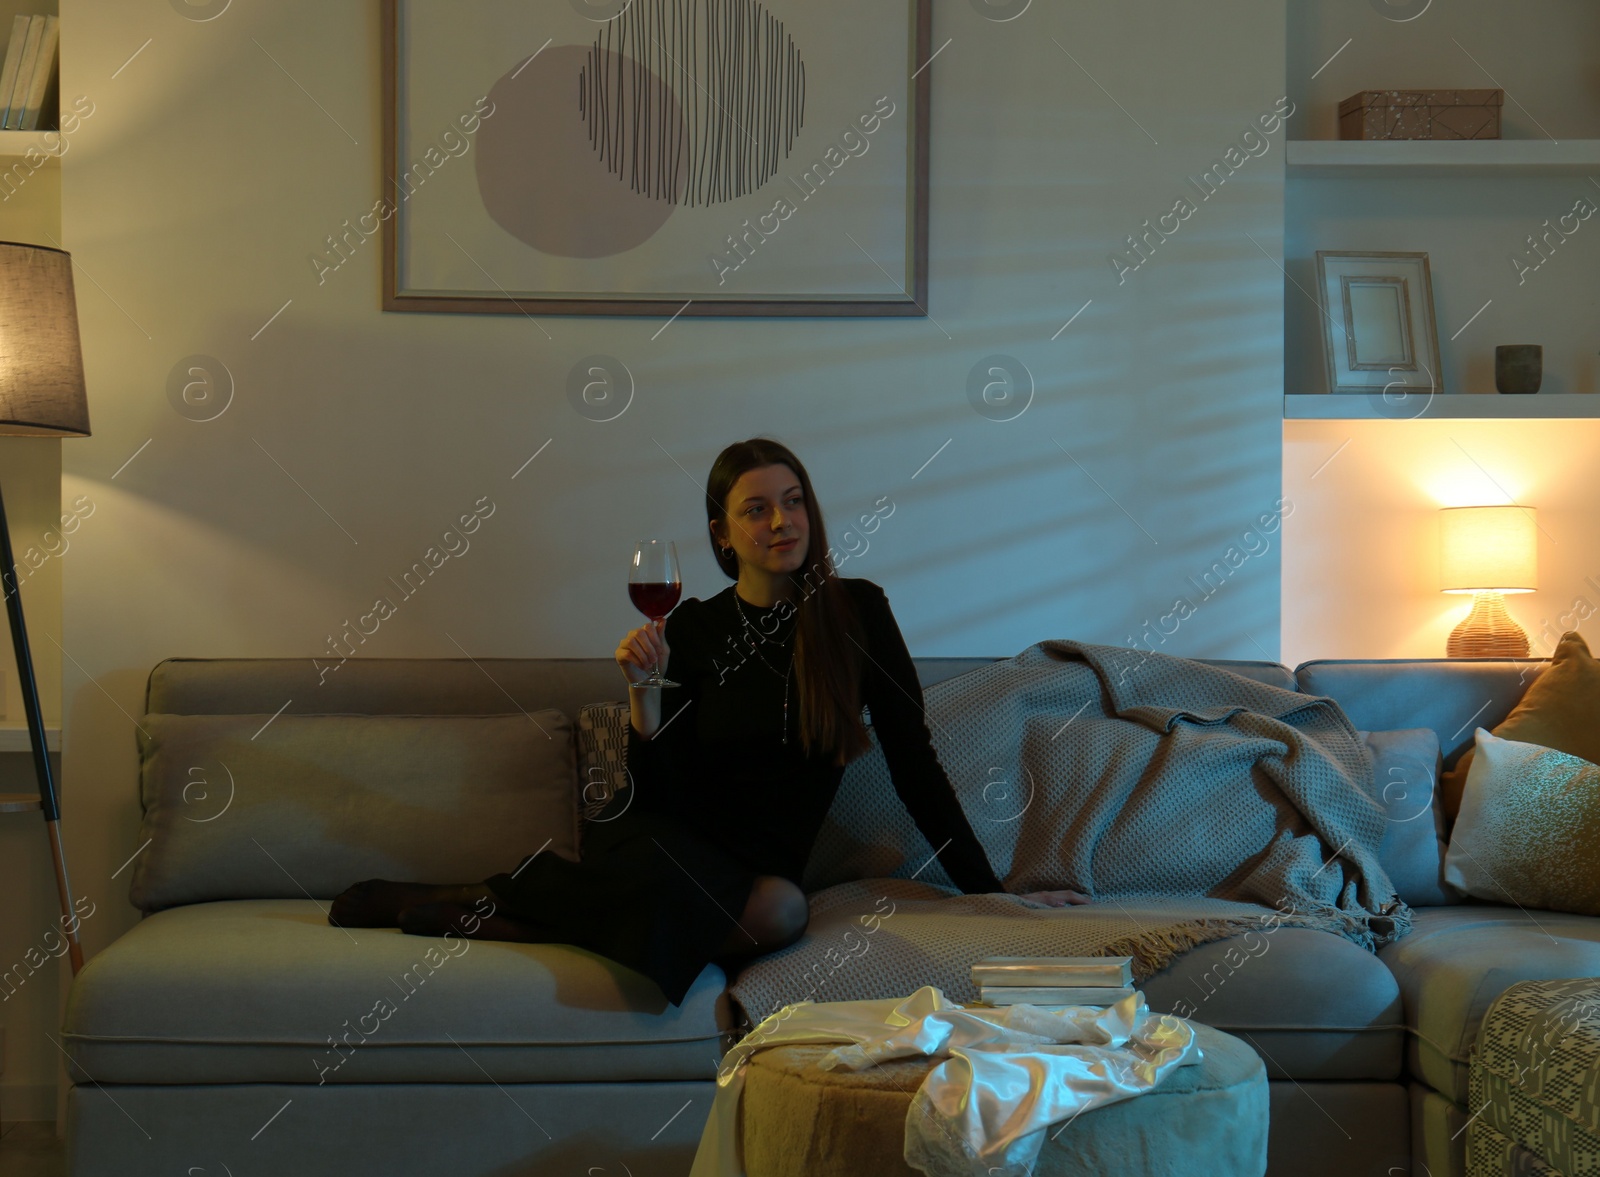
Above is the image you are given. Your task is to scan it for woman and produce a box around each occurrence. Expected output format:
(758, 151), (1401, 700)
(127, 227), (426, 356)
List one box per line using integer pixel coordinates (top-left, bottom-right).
(329, 438), (1087, 1006)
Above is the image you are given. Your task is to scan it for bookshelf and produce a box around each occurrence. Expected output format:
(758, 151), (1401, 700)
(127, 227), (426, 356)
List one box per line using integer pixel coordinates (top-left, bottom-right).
(0, 127), (59, 156)
(1285, 393), (1600, 420)
(1286, 139), (1600, 178)
(0, 1), (57, 135)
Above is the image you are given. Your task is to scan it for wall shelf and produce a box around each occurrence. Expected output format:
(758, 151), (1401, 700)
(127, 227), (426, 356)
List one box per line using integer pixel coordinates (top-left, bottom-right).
(1286, 138), (1600, 177)
(0, 725), (59, 812)
(0, 724), (60, 752)
(1285, 393), (1600, 420)
(0, 129), (61, 158)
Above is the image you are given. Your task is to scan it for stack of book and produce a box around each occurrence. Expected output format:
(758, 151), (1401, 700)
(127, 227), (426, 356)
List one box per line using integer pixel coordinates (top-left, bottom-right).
(971, 955), (1137, 1007)
(0, 14), (59, 131)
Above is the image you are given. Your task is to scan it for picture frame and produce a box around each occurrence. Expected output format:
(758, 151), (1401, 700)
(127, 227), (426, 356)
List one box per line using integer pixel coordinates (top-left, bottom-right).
(379, 0), (931, 318)
(1314, 250), (1441, 395)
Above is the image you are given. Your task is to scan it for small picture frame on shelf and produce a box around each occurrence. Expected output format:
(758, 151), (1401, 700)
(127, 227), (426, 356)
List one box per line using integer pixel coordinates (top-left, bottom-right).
(1315, 250), (1441, 396)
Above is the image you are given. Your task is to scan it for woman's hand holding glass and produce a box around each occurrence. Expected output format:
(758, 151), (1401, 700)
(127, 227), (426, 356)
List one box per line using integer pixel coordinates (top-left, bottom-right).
(627, 539), (681, 688)
(616, 620), (671, 688)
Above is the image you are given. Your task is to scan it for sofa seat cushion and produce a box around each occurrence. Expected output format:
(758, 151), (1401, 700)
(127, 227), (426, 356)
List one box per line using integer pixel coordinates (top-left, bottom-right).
(63, 900), (731, 1085)
(1377, 904), (1600, 1103)
(1140, 927), (1404, 1081)
(728, 882), (1403, 1082)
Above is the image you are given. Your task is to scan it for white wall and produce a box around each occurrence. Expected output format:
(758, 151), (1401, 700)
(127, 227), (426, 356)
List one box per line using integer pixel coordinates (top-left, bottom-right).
(24, 0), (1289, 1108)
(1283, 418), (1600, 667)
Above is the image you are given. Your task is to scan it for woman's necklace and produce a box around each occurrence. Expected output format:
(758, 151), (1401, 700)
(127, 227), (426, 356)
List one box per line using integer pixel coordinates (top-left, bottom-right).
(734, 591), (796, 745)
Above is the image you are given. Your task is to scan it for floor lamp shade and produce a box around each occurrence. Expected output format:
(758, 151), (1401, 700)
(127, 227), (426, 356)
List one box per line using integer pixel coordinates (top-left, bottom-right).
(1439, 505), (1537, 658)
(0, 242), (91, 437)
(0, 240), (91, 975)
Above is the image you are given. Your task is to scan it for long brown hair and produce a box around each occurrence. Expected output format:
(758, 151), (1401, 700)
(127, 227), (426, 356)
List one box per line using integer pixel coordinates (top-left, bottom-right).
(706, 439), (872, 767)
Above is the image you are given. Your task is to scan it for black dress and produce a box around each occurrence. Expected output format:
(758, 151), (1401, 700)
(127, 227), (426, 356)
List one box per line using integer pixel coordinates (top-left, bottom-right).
(484, 576), (1005, 1006)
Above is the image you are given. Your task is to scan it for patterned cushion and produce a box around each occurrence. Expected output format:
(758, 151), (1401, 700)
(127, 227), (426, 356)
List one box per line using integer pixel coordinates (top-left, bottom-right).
(1444, 730), (1600, 915)
(1468, 978), (1600, 1176)
(577, 701), (633, 822)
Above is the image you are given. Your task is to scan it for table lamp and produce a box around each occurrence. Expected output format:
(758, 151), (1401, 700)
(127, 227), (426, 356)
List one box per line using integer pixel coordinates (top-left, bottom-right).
(0, 241), (91, 974)
(1439, 504), (1537, 658)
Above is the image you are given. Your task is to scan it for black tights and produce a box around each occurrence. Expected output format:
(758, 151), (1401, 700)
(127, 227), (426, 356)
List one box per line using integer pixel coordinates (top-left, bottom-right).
(327, 874), (810, 956)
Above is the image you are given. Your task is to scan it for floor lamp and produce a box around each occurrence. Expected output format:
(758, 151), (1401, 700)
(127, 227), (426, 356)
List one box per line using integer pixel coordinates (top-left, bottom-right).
(0, 242), (91, 975)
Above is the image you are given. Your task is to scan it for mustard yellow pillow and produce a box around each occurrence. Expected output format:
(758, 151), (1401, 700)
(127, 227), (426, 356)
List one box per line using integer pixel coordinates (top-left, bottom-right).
(1443, 729), (1600, 914)
(1442, 630), (1600, 824)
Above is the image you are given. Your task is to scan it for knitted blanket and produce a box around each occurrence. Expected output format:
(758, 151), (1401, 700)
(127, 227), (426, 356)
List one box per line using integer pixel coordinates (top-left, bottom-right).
(729, 640), (1411, 1024)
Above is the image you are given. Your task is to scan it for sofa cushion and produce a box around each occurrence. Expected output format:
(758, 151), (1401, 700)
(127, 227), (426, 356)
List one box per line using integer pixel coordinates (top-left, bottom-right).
(728, 882), (1404, 1082)
(1445, 730), (1600, 915)
(1362, 728), (1457, 908)
(1377, 905), (1600, 1103)
(1293, 659), (1546, 786)
(131, 713), (580, 911)
(1137, 926), (1404, 1082)
(62, 900), (732, 1084)
(1440, 631), (1600, 823)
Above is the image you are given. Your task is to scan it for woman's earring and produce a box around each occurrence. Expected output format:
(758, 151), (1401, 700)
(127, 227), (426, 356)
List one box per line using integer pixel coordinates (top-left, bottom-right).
(720, 546), (733, 558)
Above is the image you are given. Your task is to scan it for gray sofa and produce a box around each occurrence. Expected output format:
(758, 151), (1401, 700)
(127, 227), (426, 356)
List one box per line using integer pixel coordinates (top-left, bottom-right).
(59, 653), (1600, 1177)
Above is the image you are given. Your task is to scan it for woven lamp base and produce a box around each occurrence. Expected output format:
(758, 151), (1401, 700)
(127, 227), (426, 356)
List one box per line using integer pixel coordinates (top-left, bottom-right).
(1447, 590), (1530, 657)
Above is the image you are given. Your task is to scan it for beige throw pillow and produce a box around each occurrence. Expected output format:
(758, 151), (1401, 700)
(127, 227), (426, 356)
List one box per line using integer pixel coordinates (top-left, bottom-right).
(131, 712), (580, 911)
(1443, 729), (1600, 915)
(1442, 630), (1600, 824)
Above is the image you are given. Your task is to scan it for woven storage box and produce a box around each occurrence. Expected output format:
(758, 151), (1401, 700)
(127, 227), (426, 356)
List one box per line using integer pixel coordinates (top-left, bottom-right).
(1338, 89), (1503, 140)
(1466, 978), (1600, 1177)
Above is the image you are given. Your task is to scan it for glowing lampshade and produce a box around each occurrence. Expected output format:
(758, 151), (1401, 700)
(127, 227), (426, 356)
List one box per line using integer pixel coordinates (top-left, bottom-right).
(1440, 506), (1538, 593)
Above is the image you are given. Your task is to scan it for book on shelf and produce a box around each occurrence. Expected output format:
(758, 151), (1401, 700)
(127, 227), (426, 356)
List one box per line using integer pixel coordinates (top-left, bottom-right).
(979, 985), (1138, 1007)
(5, 15), (43, 131)
(17, 14), (59, 131)
(969, 955), (1134, 988)
(0, 15), (31, 129)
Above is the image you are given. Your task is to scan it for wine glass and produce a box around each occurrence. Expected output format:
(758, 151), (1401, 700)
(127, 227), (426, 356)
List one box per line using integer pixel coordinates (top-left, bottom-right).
(628, 539), (682, 688)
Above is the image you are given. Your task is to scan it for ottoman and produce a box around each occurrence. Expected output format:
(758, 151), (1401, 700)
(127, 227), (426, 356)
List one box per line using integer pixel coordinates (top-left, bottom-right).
(1468, 978), (1600, 1177)
(740, 1021), (1268, 1176)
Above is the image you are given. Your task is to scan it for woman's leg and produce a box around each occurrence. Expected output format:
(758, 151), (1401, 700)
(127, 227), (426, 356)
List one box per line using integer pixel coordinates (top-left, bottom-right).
(328, 879), (497, 928)
(394, 878), (808, 952)
(397, 898), (546, 942)
(717, 875), (808, 956)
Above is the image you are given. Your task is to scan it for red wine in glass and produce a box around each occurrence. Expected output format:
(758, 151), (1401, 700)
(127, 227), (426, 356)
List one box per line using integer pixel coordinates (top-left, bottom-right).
(628, 581), (682, 619)
(629, 540), (682, 687)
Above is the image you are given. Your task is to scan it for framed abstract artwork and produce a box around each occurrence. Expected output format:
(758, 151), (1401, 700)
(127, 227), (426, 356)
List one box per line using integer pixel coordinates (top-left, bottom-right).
(1315, 250), (1442, 395)
(380, 0), (931, 317)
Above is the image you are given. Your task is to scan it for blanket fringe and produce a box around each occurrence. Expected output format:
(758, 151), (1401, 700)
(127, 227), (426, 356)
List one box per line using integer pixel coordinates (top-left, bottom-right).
(1099, 906), (1409, 984)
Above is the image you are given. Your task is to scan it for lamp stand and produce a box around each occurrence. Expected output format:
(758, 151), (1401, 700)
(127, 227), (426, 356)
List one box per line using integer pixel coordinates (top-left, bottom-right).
(0, 477), (83, 974)
(1447, 590), (1530, 659)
